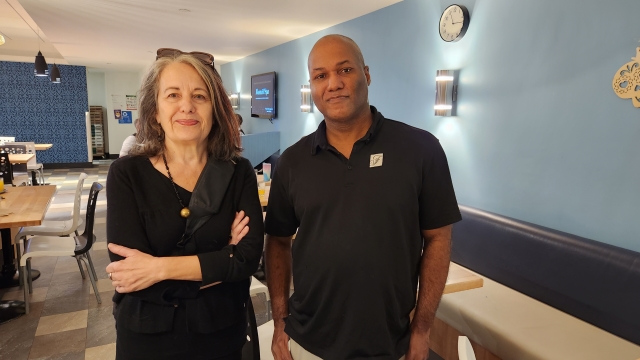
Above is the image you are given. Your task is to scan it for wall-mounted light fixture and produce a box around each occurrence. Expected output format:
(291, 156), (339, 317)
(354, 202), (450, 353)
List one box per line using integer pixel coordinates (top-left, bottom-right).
(434, 70), (458, 116)
(229, 93), (239, 109)
(301, 85), (312, 112)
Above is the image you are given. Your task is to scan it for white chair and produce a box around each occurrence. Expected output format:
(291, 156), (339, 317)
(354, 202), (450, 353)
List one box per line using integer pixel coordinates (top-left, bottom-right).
(24, 142), (44, 184)
(15, 173), (88, 285)
(0, 152), (28, 186)
(1, 144), (32, 185)
(19, 182), (104, 313)
(458, 336), (477, 360)
(250, 276), (271, 320)
(0, 136), (15, 146)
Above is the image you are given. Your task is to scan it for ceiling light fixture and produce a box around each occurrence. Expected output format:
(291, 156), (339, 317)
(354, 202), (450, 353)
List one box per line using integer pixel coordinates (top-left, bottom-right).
(34, 50), (48, 76)
(50, 63), (61, 83)
(0, 34), (5, 46)
(5, 1), (50, 77)
(34, 27), (48, 77)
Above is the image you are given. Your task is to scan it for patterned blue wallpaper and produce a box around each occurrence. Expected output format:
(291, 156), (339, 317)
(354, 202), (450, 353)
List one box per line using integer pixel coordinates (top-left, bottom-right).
(0, 61), (88, 163)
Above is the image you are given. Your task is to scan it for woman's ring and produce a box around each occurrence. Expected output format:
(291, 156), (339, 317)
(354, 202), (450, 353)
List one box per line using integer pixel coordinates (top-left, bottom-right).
(108, 272), (113, 280)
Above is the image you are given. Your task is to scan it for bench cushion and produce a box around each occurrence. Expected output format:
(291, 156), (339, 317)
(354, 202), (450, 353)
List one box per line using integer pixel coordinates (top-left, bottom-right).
(437, 268), (640, 360)
(452, 205), (640, 345)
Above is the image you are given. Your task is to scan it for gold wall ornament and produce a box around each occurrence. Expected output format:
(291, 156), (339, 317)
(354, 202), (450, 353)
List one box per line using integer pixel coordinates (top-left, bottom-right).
(612, 47), (640, 108)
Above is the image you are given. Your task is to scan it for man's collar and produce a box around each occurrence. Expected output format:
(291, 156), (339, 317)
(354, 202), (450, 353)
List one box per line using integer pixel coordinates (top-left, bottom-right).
(311, 105), (384, 155)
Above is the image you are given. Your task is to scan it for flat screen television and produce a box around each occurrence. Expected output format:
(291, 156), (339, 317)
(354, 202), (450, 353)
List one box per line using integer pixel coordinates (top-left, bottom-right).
(251, 72), (277, 119)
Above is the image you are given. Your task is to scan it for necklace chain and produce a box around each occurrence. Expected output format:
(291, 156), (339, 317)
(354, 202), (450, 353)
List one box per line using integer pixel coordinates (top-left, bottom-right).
(162, 153), (190, 218)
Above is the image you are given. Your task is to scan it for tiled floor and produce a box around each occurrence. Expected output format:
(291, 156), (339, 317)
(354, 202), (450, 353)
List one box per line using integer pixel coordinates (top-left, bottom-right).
(0, 160), (271, 360)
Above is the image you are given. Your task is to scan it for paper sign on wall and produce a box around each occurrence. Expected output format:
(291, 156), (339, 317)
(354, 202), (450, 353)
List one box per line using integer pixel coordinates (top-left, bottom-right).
(114, 109), (122, 120)
(111, 94), (124, 110)
(126, 95), (137, 110)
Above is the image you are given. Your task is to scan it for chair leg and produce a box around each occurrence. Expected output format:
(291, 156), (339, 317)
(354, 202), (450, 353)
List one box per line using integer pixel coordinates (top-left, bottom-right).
(16, 238), (23, 288)
(75, 256), (86, 279)
(85, 250), (99, 281)
(81, 255), (101, 304)
(26, 258), (33, 294)
(21, 265), (29, 314)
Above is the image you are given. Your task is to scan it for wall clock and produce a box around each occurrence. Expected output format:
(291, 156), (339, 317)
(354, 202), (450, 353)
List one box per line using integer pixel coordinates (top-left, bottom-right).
(439, 4), (470, 42)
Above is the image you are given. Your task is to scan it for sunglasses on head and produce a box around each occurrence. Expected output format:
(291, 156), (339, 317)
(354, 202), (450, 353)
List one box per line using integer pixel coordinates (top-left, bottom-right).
(156, 48), (214, 67)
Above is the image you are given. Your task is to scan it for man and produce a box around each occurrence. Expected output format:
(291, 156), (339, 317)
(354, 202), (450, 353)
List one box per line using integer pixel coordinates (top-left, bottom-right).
(119, 118), (139, 157)
(236, 113), (246, 135)
(265, 34), (461, 360)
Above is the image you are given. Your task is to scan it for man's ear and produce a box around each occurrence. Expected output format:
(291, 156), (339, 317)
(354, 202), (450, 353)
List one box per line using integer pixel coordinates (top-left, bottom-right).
(364, 65), (371, 86)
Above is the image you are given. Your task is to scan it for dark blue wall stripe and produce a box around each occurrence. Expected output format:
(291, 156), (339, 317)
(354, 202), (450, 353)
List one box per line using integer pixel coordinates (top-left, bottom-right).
(0, 61), (88, 163)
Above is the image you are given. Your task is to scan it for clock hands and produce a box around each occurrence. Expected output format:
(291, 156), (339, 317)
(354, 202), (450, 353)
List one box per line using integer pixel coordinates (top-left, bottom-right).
(450, 16), (463, 25)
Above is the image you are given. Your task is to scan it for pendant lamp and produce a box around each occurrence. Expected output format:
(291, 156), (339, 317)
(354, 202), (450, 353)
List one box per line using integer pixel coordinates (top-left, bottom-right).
(34, 51), (48, 76)
(50, 63), (61, 83)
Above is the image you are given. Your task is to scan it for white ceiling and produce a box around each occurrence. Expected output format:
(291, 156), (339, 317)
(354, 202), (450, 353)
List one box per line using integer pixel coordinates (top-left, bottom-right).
(0, 0), (402, 72)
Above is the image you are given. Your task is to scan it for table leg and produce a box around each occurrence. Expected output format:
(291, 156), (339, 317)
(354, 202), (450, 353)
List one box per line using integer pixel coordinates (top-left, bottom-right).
(31, 170), (39, 186)
(0, 228), (40, 289)
(0, 229), (26, 322)
(1, 228), (16, 278)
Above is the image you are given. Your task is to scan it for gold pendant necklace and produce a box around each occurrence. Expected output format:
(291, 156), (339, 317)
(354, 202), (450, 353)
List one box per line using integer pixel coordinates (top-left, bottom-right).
(162, 153), (190, 218)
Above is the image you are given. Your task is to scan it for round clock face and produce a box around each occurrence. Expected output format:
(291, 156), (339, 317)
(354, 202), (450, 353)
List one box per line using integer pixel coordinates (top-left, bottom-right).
(439, 4), (469, 42)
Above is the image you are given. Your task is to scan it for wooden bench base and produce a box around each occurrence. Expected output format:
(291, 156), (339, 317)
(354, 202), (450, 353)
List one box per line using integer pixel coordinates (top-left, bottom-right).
(431, 317), (501, 360)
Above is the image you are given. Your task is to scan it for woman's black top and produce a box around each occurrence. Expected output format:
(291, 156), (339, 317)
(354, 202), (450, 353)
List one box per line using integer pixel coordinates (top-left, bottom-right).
(106, 156), (264, 351)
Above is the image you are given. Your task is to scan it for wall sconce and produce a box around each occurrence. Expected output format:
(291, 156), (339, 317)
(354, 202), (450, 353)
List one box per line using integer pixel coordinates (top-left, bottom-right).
(434, 70), (458, 116)
(301, 85), (312, 112)
(229, 93), (239, 109)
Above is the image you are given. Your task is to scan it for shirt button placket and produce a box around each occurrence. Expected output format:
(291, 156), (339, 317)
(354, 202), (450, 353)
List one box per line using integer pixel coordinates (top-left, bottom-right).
(345, 161), (355, 187)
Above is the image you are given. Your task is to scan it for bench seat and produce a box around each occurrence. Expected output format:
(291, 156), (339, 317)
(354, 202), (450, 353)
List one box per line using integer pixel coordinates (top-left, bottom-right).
(437, 266), (640, 360)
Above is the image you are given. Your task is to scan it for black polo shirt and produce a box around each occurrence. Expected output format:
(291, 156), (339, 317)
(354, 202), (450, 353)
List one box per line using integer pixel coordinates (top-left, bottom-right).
(265, 106), (461, 359)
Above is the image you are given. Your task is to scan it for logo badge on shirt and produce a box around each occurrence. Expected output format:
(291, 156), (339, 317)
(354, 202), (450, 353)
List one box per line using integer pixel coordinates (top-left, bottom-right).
(370, 153), (383, 168)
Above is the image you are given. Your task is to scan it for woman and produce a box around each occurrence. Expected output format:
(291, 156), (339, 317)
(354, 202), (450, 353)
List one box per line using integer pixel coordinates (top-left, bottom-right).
(105, 49), (264, 360)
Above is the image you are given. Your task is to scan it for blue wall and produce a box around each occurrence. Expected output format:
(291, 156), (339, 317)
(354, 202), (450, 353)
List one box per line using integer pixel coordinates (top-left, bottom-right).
(221, 0), (640, 253)
(0, 61), (89, 163)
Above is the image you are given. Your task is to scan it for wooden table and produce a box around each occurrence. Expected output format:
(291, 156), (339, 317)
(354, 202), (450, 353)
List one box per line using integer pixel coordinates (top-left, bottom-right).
(411, 262), (483, 319)
(443, 262), (483, 294)
(8, 153), (34, 164)
(8, 153), (39, 185)
(34, 144), (53, 151)
(0, 185), (56, 322)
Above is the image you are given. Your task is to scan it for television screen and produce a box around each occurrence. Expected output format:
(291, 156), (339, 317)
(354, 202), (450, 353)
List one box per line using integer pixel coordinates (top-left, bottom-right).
(251, 72), (277, 119)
